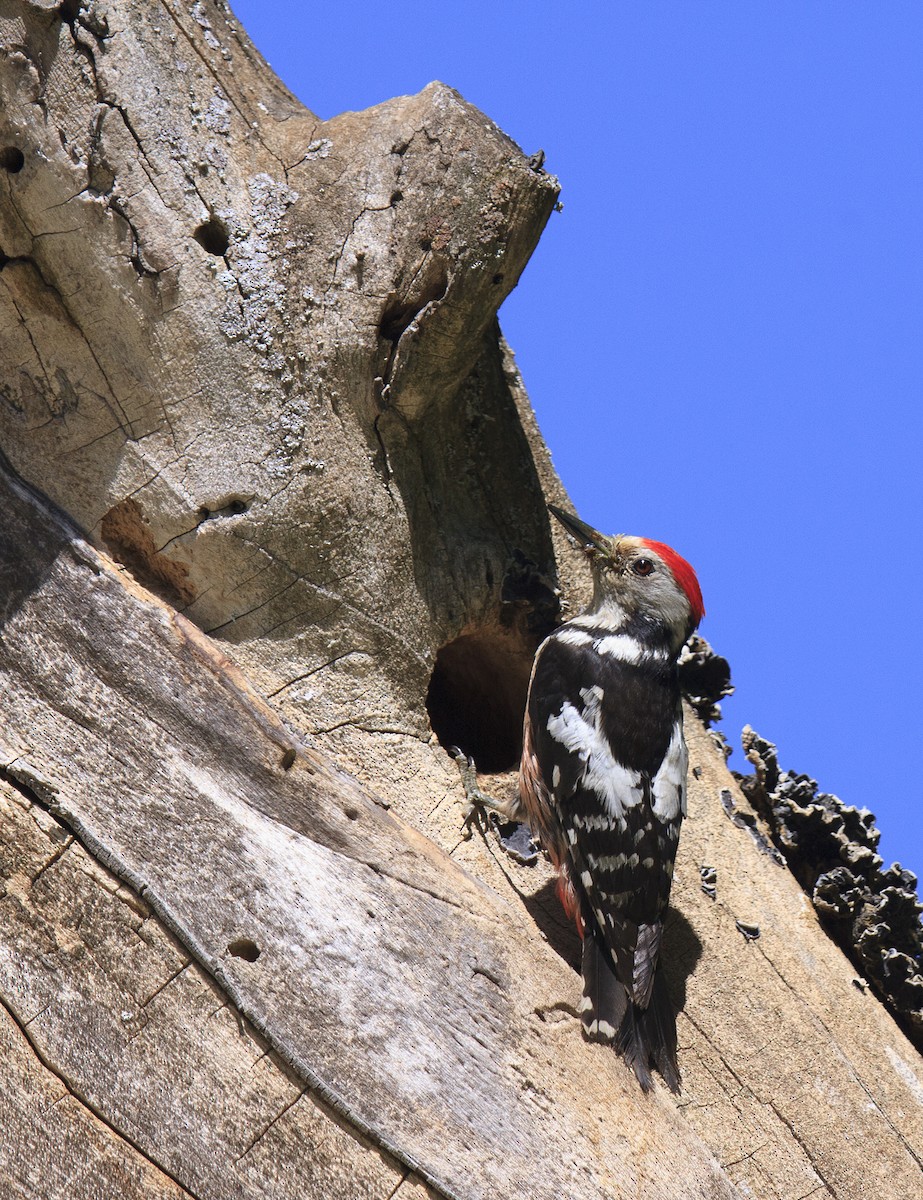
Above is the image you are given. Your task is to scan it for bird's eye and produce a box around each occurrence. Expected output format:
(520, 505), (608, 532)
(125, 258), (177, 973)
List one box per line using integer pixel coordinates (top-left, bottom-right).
(632, 557), (655, 577)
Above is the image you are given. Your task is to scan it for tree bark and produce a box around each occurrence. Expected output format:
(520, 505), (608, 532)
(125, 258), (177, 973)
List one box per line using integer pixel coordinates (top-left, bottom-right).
(1, 4), (921, 1199)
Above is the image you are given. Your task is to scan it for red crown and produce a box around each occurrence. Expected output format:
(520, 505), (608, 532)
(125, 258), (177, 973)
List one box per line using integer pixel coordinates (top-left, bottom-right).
(641, 539), (705, 626)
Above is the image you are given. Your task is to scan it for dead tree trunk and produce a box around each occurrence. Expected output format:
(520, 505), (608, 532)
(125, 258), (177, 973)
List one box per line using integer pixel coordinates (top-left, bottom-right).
(1, 4), (920, 1198)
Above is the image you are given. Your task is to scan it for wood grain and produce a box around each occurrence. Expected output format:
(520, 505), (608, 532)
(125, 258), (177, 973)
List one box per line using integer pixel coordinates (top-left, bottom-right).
(0, 462), (738, 1198)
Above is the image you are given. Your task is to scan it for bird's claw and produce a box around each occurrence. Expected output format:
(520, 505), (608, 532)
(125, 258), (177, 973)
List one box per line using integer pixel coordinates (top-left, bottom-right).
(450, 746), (493, 834)
(449, 746), (539, 864)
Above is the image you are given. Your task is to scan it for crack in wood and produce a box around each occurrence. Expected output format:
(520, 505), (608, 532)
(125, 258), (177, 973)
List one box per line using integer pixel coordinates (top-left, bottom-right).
(722, 1142), (769, 1170)
(0, 767), (466, 1200)
(28, 837), (74, 887)
(5, 283), (54, 395)
(768, 1102), (835, 1199)
(23, 1002), (52, 1029)
(684, 1004), (889, 1200)
(138, 960), (191, 1009)
(124, 1017), (152, 1047)
(0, 237), (135, 436)
(682, 882), (921, 1173)
(266, 650), (362, 697)
(384, 1170), (412, 1200)
(0, 989), (201, 1199)
(753, 942), (923, 1173)
(200, 563), (431, 668)
(166, 3), (286, 172)
(233, 1086), (307, 1164)
(363, 859), (491, 919)
(680, 1011), (762, 1111)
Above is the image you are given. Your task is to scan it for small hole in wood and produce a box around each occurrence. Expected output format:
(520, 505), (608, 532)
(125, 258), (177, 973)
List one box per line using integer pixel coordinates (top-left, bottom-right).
(492, 273), (504, 285)
(197, 495), (251, 521)
(280, 748), (296, 770)
(194, 217), (229, 256)
(227, 938), (261, 962)
(343, 806), (360, 821)
(390, 190), (403, 204)
(0, 147), (25, 174)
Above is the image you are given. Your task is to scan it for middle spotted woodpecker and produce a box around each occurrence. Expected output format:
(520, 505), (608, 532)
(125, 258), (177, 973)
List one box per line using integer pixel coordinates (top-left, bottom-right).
(518, 504), (704, 1092)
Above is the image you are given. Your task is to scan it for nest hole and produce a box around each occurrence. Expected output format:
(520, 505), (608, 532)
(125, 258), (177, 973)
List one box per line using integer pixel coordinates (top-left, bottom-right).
(194, 217), (229, 256)
(0, 147), (25, 173)
(426, 628), (536, 774)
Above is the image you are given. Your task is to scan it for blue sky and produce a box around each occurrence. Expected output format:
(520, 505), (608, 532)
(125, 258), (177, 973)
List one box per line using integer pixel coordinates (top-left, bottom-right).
(231, 2), (923, 880)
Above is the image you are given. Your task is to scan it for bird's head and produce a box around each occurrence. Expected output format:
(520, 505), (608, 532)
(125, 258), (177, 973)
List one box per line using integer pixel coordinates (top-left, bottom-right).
(549, 504), (704, 648)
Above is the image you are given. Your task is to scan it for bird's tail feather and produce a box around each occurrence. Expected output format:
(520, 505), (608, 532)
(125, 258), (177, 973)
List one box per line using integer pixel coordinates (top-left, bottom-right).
(580, 935), (679, 1093)
(580, 932), (629, 1044)
(635, 968), (680, 1093)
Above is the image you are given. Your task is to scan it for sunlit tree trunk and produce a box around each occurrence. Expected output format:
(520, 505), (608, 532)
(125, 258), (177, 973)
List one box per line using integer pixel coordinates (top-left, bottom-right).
(1, 4), (920, 1198)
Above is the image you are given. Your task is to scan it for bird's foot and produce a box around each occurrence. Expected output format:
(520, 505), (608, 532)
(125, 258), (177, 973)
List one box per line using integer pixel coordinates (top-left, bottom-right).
(451, 746), (507, 826)
(450, 747), (539, 865)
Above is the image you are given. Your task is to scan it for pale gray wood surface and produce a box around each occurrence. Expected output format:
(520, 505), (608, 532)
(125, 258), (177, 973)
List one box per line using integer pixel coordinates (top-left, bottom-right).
(0, 779), (403, 1200)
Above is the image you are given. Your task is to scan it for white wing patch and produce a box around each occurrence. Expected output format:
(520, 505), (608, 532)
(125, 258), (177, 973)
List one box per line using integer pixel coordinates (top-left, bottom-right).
(554, 627), (594, 648)
(592, 633), (644, 664)
(546, 684), (643, 823)
(652, 718), (687, 820)
(555, 625), (668, 666)
(592, 633), (660, 664)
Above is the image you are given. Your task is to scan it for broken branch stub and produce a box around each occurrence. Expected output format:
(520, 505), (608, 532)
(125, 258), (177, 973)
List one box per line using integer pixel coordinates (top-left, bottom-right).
(0, 1), (559, 747)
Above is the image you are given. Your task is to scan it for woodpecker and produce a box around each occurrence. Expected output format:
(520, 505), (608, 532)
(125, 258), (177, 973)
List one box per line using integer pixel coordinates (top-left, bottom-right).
(519, 504), (704, 1092)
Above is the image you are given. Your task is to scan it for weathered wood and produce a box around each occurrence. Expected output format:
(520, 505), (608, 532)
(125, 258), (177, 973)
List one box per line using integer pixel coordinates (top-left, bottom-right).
(676, 718), (923, 1197)
(0, 0), (559, 747)
(0, 781), (403, 1200)
(1, 978), (190, 1199)
(0, 461), (738, 1198)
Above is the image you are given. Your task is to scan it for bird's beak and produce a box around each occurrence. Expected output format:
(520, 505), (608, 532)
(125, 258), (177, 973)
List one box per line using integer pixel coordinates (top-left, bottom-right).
(547, 504), (608, 554)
